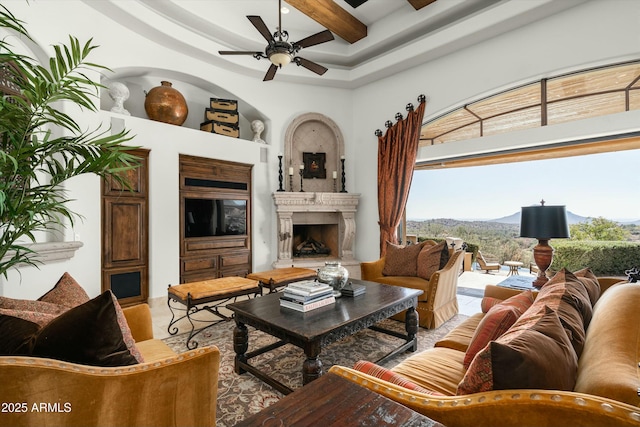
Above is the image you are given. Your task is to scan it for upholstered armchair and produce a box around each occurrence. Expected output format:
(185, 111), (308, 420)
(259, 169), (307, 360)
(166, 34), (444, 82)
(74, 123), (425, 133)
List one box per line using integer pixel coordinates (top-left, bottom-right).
(361, 247), (464, 328)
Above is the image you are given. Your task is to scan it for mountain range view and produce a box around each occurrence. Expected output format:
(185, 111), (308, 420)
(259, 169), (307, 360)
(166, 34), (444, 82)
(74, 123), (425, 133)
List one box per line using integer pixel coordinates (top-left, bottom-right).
(413, 212), (640, 226)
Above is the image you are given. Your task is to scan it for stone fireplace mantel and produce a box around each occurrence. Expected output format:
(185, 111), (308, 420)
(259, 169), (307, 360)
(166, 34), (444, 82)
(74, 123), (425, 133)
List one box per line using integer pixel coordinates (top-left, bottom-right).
(273, 192), (360, 277)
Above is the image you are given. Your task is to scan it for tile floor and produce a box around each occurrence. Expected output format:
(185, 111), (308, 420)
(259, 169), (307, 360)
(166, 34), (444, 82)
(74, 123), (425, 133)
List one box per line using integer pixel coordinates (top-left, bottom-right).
(149, 269), (533, 339)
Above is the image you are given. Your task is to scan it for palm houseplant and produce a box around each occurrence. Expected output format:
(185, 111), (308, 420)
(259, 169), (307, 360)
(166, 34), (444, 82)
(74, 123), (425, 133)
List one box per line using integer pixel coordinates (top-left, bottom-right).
(0, 5), (139, 278)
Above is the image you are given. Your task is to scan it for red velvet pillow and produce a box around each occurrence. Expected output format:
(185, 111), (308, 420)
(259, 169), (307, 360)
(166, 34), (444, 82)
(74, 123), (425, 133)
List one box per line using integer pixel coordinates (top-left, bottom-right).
(382, 241), (425, 276)
(464, 290), (534, 368)
(457, 306), (578, 395)
(354, 360), (441, 394)
(38, 272), (90, 309)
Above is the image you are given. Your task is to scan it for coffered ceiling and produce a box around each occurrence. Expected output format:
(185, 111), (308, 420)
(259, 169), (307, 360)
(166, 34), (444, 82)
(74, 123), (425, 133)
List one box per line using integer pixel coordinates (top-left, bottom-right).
(83, 0), (588, 87)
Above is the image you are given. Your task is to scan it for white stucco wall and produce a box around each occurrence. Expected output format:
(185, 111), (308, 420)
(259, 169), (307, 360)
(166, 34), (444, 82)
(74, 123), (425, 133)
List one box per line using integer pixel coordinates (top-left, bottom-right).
(1, 0), (639, 300)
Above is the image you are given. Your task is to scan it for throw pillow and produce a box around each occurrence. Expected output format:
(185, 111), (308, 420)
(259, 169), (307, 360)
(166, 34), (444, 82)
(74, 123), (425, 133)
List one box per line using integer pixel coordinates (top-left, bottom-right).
(354, 360), (441, 395)
(0, 314), (39, 355)
(382, 241), (425, 276)
(463, 290), (535, 368)
(416, 241), (449, 280)
(457, 306), (578, 395)
(0, 308), (57, 327)
(573, 267), (601, 306)
(30, 291), (139, 367)
(38, 272), (90, 309)
(109, 292), (145, 363)
(0, 296), (66, 316)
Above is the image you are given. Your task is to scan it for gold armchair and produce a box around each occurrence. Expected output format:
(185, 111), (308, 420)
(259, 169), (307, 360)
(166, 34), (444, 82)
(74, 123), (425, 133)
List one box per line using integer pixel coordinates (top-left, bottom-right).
(361, 249), (464, 328)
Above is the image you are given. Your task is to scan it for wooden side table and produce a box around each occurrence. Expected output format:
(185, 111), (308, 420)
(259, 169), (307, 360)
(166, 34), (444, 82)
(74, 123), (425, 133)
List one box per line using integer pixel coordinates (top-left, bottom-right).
(235, 372), (445, 427)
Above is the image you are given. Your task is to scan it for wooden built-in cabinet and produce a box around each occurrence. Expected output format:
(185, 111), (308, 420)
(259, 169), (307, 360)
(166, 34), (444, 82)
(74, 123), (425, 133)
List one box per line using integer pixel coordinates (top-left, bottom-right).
(101, 148), (149, 306)
(179, 155), (252, 283)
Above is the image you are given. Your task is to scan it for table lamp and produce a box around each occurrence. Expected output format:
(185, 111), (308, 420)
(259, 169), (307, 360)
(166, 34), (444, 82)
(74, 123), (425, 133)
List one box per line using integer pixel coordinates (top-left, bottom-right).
(519, 200), (570, 288)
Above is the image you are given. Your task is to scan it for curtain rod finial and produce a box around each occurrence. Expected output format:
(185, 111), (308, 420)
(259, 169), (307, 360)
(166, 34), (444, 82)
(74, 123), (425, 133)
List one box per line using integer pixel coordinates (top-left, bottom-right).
(385, 120), (393, 128)
(375, 129), (382, 137)
(418, 94), (426, 103)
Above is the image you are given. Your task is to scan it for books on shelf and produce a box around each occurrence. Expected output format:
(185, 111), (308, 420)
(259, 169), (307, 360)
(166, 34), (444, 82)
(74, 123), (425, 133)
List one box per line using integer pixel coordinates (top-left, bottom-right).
(280, 280), (335, 312)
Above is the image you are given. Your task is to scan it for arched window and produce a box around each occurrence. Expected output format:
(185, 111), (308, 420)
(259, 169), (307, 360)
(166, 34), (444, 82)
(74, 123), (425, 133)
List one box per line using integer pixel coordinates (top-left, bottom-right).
(420, 60), (640, 146)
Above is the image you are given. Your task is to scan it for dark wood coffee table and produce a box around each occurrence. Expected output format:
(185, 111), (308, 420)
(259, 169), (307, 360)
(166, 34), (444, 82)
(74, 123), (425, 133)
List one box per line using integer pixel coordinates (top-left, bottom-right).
(235, 372), (445, 427)
(227, 279), (422, 395)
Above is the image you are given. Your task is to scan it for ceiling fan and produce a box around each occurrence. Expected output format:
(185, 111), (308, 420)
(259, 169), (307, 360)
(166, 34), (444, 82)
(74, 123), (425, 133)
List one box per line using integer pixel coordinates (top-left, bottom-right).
(218, 0), (335, 81)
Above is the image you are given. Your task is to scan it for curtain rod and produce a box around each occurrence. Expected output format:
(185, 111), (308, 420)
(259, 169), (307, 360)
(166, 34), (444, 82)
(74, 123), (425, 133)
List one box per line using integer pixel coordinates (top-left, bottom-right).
(375, 94), (426, 137)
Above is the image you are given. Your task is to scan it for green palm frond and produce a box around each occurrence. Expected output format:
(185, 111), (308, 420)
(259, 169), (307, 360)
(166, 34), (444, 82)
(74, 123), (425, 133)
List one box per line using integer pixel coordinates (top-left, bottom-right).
(0, 5), (140, 278)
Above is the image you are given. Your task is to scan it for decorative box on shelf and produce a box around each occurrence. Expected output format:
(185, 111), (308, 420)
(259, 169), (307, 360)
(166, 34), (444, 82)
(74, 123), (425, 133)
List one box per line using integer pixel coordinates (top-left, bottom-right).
(209, 97), (238, 111)
(200, 120), (239, 138)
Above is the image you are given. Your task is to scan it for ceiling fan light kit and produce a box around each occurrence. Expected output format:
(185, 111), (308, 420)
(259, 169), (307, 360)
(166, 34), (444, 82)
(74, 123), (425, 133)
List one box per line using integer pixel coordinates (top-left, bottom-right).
(219, 0), (334, 81)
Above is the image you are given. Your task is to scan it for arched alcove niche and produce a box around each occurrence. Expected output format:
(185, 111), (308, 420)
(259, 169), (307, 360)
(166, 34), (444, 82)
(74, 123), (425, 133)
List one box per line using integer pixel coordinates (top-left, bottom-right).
(284, 113), (344, 193)
(100, 67), (270, 142)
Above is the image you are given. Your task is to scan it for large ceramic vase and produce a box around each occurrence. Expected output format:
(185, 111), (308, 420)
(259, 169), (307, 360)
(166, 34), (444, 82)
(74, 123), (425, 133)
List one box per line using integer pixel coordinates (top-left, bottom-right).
(144, 81), (188, 126)
(317, 261), (349, 297)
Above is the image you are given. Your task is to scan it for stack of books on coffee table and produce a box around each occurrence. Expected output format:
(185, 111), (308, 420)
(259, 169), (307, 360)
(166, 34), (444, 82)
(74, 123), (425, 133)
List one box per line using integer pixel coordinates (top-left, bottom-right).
(280, 280), (335, 312)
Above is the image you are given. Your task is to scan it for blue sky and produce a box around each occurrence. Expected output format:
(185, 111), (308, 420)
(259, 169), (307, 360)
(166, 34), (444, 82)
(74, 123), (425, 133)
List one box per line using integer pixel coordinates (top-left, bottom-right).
(407, 149), (640, 222)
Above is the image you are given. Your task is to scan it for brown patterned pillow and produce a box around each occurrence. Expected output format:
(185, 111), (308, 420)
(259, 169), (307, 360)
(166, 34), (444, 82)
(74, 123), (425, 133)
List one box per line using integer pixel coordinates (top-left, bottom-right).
(109, 292), (145, 363)
(417, 241), (449, 279)
(382, 241), (425, 276)
(38, 272), (90, 309)
(457, 306), (578, 395)
(0, 308), (57, 327)
(0, 296), (66, 316)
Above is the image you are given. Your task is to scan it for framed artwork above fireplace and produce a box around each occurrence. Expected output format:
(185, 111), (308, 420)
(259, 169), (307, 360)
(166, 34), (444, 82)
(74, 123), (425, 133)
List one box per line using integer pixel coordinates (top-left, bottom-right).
(303, 152), (326, 179)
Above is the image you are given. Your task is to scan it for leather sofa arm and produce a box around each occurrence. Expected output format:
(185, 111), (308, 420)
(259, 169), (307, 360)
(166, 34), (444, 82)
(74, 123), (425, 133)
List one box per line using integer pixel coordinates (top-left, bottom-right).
(0, 346), (221, 427)
(329, 366), (640, 427)
(122, 303), (154, 342)
(361, 257), (386, 280)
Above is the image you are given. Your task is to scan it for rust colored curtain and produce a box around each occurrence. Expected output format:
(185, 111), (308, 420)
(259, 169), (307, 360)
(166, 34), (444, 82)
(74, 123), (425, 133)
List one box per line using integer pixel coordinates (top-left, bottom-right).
(377, 96), (426, 256)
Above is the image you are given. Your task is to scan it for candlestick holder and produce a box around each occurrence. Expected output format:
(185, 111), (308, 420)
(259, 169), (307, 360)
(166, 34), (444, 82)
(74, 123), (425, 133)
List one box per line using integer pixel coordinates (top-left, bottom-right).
(277, 155), (284, 192)
(340, 158), (347, 193)
(289, 174), (294, 192)
(333, 177), (337, 193)
(299, 169), (304, 192)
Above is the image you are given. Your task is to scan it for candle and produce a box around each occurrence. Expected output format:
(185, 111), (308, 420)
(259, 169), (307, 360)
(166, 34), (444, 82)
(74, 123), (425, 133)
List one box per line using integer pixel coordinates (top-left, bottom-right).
(278, 152), (283, 157)
(340, 155), (345, 160)
(299, 164), (304, 170)
(332, 171), (337, 179)
(288, 167), (294, 176)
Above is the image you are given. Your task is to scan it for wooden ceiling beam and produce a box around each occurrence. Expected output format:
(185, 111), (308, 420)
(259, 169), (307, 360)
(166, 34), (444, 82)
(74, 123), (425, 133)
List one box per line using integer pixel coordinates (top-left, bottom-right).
(285, 0), (367, 44)
(407, 0), (437, 11)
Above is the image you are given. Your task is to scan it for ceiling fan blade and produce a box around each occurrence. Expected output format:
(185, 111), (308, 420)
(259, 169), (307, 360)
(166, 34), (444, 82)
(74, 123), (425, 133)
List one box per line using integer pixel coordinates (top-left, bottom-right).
(293, 30), (335, 49)
(247, 15), (274, 42)
(264, 64), (278, 81)
(218, 51), (263, 56)
(294, 57), (328, 76)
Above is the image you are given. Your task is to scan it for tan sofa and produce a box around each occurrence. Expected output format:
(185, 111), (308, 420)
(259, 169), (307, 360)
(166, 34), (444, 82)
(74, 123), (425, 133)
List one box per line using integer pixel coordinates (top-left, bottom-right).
(0, 303), (220, 427)
(361, 248), (464, 328)
(330, 277), (640, 427)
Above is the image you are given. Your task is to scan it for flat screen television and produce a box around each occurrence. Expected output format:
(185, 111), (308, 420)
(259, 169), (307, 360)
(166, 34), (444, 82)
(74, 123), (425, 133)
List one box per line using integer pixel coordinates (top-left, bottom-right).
(184, 198), (247, 237)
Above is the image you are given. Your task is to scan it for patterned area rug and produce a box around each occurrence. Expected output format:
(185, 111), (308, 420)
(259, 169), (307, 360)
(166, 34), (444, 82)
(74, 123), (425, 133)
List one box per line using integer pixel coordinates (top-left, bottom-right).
(162, 314), (467, 427)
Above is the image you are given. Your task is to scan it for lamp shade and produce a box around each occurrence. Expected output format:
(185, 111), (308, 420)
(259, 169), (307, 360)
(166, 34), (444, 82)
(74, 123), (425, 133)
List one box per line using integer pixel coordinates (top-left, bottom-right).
(520, 205), (570, 239)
